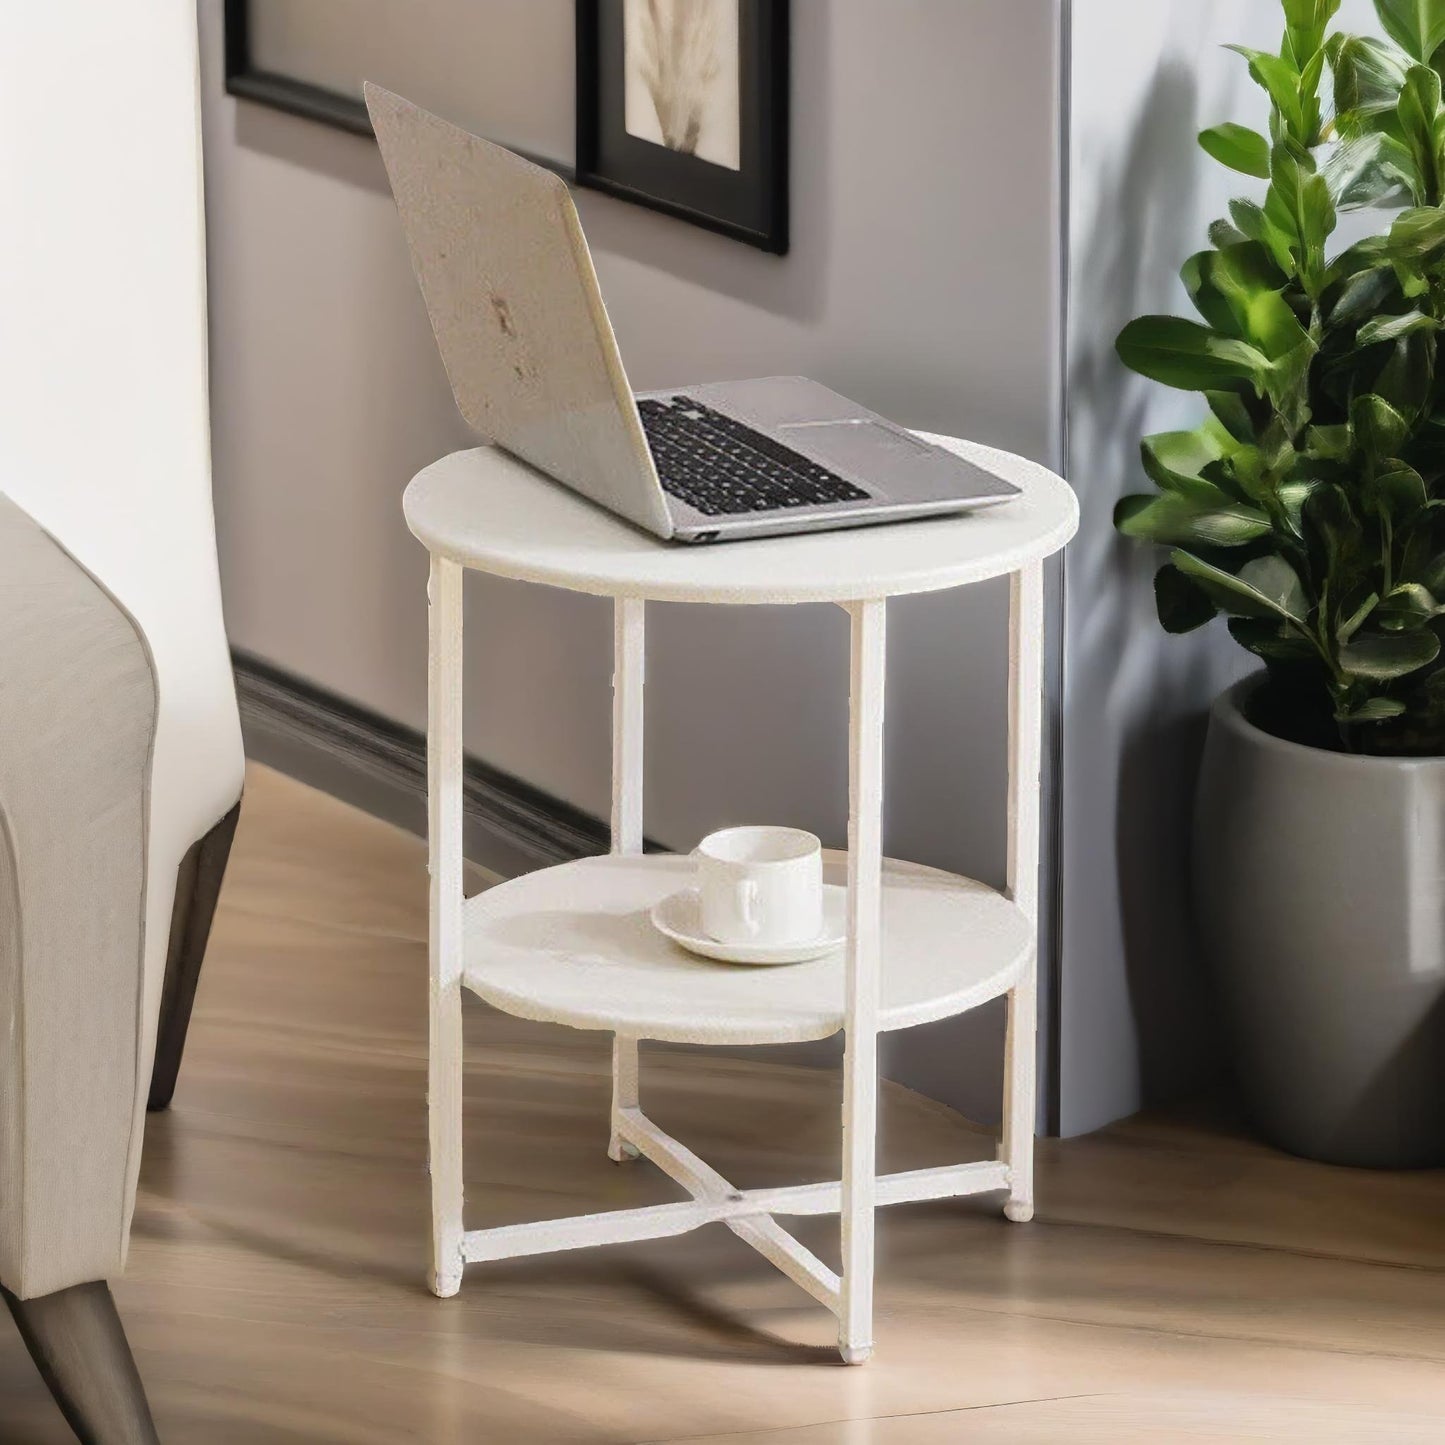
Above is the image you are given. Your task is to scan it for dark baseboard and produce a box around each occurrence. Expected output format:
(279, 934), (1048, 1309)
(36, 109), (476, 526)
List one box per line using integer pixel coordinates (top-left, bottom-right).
(231, 649), (639, 878)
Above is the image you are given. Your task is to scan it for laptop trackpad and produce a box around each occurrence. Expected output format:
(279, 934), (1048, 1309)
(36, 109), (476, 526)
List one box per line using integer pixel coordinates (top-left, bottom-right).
(780, 420), (949, 493)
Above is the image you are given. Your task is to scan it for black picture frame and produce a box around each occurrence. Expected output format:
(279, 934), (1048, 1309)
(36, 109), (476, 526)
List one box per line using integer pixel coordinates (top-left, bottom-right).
(575, 0), (790, 254)
(221, 0), (576, 181)
(223, 0), (372, 139)
(221, 0), (786, 250)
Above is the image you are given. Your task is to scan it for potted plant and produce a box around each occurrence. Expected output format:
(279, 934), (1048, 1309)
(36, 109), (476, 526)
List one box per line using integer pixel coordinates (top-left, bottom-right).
(1114, 0), (1445, 1166)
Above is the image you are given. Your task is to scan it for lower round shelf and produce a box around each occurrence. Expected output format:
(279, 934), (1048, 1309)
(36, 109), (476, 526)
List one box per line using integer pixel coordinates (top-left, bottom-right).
(461, 852), (1032, 1046)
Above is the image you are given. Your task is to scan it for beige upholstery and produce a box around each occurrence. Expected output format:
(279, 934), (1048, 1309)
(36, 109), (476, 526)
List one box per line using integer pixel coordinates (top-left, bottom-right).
(0, 495), (158, 1300)
(1, 9), (246, 1267)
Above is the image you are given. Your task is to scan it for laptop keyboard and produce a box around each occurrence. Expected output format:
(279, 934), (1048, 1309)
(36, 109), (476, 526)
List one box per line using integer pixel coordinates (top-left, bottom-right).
(637, 397), (873, 516)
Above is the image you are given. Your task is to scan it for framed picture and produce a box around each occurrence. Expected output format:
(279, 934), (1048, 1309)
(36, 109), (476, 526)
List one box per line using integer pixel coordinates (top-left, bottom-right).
(222, 1), (576, 179)
(221, 0), (788, 251)
(576, 0), (790, 253)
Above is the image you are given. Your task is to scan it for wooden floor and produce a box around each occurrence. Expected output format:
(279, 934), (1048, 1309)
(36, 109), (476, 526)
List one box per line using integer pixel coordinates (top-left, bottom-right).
(4, 765), (1443, 1442)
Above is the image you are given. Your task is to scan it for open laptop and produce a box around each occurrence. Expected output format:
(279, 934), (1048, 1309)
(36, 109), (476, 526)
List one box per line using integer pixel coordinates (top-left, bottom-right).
(365, 84), (1019, 544)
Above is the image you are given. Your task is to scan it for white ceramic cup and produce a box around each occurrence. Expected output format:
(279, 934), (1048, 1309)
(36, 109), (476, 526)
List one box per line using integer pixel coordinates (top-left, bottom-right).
(695, 826), (824, 947)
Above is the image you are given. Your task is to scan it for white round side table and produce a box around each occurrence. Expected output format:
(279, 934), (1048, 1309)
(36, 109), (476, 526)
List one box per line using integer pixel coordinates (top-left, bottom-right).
(404, 434), (1077, 1365)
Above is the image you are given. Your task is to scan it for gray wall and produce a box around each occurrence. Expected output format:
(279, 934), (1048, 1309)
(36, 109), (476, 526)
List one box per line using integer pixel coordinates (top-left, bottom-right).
(1060, 0), (1379, 1134)
(200, 0), (1066, 1123)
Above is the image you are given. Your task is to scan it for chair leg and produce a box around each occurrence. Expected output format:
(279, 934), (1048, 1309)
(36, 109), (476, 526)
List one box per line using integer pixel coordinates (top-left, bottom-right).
(3, 1282), (160, 1445)
(147, 801), (240, 1112)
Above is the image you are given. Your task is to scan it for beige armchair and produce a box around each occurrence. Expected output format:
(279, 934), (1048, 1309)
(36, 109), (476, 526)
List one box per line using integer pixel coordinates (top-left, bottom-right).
(0, 498), (234, 1443)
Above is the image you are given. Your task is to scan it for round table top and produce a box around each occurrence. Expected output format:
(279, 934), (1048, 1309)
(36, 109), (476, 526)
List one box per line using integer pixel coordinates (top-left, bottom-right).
(404, 434), (1077, 605)
(460, 852), (1032, 1046)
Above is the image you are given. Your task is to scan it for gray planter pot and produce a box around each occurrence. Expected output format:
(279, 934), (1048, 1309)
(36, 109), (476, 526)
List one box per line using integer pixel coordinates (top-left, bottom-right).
(1194, 677), (1445, 1168)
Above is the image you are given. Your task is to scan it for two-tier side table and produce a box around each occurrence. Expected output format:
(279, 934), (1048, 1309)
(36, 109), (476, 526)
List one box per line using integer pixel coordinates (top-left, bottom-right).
(404, 434), (1077, 1364)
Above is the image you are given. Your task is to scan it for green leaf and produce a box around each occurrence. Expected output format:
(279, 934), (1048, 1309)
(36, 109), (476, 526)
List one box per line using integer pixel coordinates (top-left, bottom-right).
(1154, 564), (1218, 633)
(1326, 234), (1396, 283)
(1215, 443), (1267, 501)
(1338, 697), (1409, 722)
(1238, 554), (1309, 617)
(1140, 423), (1237, 498)
(1199, 123), (1272, 177)
(1267, 148), (1336, 291)
(1398, 62), (1444, 128)
(1299, 47), (1329, 139)
(1357, 309), (1439, 344)
(1278, 479), (1321, 536)
(1229, 200), (1267, 239)
(1181, 250), (1243, 336)
(1277, 149), (1329, 265)
(1285, 0), (1342, 65)
(1366, 463), (1429, 521)
(1229, 46), (1307, 139)
(1402, 58), (1444, 107)
(1171, 549), (1309, 622)
(1304, 423), (1353, 459)
(1182, 243), (1305, 357)
(1303, 483), (1365, 578)
(1230, 617), (1322, 661)
(1374, 0), (1445, 66)
(1300, 170), (1338, 254)
(1330, 34), (1411, 126)
(1339, 627), (1441, 678)
(1207, 390), (1258, 443)
(1242, 283), (1310, 362)
(1396, 65), (1443, 201)
(1328, 263), (1401, 326)
(1376, 581), (1444, 628)
(1321, 132), (1420, 209)
(1230, 198), (1299, 274)
(1266, 151), (1306, 250)
(1116, 317), (1272, 394)
(1374, 332), (1438, 422)
(1209, 218), (1250, 249)
(1285, 0), (1342, 27)
(1395, 263), (1432, 299)
(1257, 416), (1298, 473)
(1263, 336), (1318, 431)
(1115, 492), (1272, 546)
(1390, 205), (1445, 257)
(1351, 393), (1411, 457)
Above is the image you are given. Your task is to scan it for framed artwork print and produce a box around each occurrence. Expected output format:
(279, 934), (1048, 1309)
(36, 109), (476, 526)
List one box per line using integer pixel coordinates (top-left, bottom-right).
(576, 0), (790, 253)
(222, 0), (576, 180)
(222, 0), (788, 252)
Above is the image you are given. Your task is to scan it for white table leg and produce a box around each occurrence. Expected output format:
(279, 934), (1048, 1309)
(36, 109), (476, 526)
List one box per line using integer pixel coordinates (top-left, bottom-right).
(1002, 561), (1044, 1224)
(427, 554), (466, 1295)
(609, 597), (646, 1162)
(840, 598), (886, 1365)
(609, 1034), (640, 1163)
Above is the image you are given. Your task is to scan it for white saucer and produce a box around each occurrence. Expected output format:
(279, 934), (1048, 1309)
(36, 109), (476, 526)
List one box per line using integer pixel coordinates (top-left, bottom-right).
(649, 885), (848, 966)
